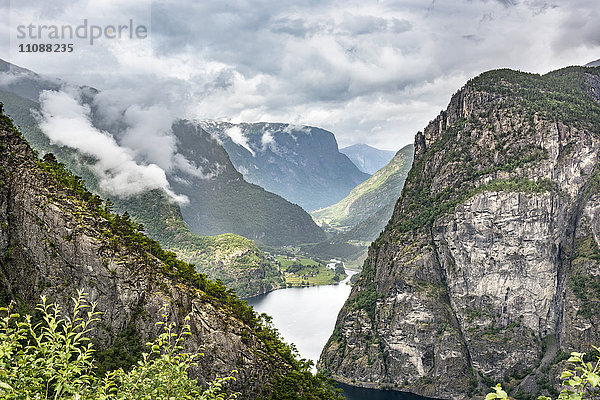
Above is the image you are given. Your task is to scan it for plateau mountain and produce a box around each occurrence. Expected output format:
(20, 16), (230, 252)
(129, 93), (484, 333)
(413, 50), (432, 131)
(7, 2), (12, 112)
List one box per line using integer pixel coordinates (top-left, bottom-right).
(198, 121), (370, 211)
(319, 66), (600, 399)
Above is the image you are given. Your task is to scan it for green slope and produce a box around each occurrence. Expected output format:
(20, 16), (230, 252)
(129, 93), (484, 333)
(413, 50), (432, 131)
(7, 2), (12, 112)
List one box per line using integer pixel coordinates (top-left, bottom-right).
(0, 110), (342, 399)
(112, 190), (284, 298)
(311, 143), (414, 237)
(0, 88), (283, 298)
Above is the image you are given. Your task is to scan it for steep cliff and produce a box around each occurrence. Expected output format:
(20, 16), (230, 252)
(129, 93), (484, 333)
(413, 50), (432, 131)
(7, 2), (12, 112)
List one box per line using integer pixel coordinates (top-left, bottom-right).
(199, 121), (370, 211)
(319, 66), (600, 399)
(0, 108), (340, 399)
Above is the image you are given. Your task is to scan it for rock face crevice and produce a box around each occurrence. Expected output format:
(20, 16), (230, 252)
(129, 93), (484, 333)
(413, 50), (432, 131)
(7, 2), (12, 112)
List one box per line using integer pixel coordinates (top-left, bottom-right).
(319, 67), (600, 399)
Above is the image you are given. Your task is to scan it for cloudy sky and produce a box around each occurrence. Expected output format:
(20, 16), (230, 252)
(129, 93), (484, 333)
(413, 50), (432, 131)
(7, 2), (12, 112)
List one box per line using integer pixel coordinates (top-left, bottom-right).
(1, 0), (599, 150)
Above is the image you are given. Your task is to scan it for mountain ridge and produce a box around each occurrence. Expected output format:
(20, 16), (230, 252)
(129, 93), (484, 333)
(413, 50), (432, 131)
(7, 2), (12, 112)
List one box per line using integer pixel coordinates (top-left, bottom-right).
(199, 120), (370, 211)
(319, 66), (600, 399)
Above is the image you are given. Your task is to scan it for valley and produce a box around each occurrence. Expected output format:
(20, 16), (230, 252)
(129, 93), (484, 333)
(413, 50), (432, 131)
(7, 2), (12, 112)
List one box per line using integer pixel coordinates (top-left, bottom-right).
(2, 56), (600, 400)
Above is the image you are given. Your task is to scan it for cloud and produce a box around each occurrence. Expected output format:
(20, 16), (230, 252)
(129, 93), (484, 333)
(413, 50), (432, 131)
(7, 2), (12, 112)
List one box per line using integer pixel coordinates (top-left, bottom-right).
(37, 89), (189, 203)
(225, 126), (255, 156)
(261, 130), (277, 152)
(3, 0), (600, 153)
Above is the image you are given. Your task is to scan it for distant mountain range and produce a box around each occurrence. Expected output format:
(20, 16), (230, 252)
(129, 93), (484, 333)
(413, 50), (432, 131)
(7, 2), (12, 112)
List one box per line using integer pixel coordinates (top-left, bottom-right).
(311, 143), (414, 238)
(339, 143), (396, 174)
(0, 59), (327, 296)
(198, 121), (370, 211)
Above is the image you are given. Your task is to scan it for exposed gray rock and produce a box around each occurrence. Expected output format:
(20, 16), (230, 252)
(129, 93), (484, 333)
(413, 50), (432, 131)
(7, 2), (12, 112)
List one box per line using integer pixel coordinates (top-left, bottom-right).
(320, 68), (600, 399)
(0, 116), (302, 399)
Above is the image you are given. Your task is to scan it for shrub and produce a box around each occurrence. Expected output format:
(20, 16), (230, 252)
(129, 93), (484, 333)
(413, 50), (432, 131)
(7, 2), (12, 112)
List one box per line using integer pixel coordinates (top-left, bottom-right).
(486, 347), (600, 400)
(0, 291), (236, 400)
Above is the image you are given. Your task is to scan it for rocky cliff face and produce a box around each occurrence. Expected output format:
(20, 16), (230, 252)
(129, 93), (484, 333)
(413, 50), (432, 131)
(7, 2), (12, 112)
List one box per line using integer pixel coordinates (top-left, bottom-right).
(0, 110), (337, 399)
(319, 67), (600, 399)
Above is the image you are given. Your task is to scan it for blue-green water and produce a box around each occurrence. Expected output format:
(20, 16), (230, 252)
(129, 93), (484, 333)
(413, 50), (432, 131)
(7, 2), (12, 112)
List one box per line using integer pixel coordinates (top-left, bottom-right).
(247, 275), (438, 400)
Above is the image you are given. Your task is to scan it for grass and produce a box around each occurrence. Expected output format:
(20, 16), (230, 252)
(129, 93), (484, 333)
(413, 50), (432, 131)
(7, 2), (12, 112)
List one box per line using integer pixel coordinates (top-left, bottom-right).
(311, 144), (413, 233)
(276, 256), (347, 286)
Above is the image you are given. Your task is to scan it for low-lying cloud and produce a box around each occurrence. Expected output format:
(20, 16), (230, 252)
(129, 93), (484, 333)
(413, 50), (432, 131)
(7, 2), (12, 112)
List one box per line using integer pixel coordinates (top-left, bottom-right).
(37, 89), (189, 203)
(4, 0), (600, 152)
(225, 126), (255, 156)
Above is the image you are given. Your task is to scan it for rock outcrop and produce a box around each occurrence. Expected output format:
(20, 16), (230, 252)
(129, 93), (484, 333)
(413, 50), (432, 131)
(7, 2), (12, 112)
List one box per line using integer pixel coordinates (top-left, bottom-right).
(0, 109), (337, 399)
(319, 67), (600, 399)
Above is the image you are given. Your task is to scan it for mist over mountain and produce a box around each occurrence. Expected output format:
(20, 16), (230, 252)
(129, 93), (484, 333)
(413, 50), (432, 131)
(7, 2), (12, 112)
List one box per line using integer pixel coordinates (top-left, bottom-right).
(0, 59), (325, 247)
(339, 143), (396, 175)
(199, 121), (370, 211)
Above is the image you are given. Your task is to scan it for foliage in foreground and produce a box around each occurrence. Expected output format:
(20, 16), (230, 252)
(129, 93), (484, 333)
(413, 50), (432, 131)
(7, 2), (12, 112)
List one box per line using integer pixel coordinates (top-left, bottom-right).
(487, 348), (600, 400)
(0, 291), (236, 400)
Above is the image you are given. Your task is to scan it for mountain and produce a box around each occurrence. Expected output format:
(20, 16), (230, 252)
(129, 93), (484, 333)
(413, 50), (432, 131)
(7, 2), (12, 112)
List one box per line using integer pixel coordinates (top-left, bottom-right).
(319, 66), (600, 399)
(0, 108), (341, 399)
(311, 143), (414, 236)
(339, 144), (396, 174)
(586, 59), (600, 67)
(0, 59), (62, 101)
(198, 121), (370, 211)
(0, 60), (326, 295)
(168, 120), (326, 245)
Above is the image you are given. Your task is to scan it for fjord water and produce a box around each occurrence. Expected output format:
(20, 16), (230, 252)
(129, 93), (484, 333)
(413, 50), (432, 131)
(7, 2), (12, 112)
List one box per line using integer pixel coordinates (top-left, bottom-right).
(247, 273), (356, 365)
(247, 273), (434, 400)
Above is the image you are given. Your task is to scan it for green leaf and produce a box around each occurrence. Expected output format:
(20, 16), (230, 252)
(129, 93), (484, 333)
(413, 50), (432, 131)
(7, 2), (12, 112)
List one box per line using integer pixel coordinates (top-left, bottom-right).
(568, 377), (582, 387)
(587, 372), (600, 387)
(0, 381), (12, 390)
(561, 371), (573, 379)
